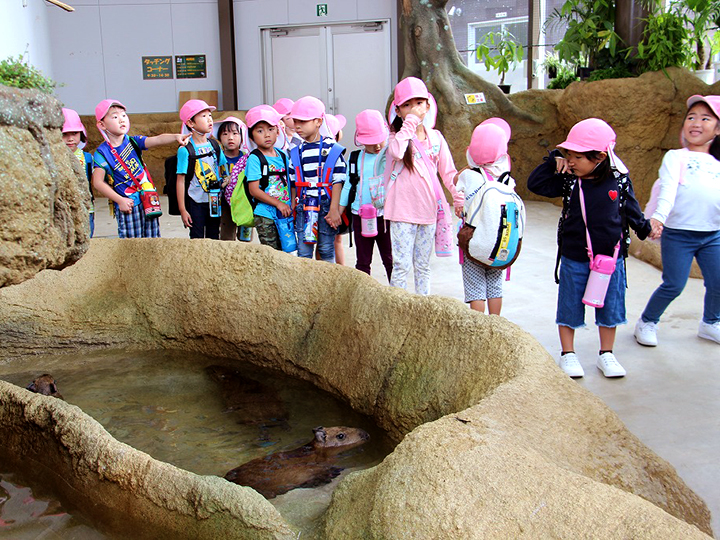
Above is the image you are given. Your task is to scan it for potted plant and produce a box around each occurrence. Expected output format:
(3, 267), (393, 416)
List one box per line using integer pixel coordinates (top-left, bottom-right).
(475, 29), (524, 93)
(636, 9), (693, 74)
(542, 52), (561, 79)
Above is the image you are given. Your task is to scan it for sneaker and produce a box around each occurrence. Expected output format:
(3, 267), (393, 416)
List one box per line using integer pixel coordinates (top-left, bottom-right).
(634, 319), (658, 347)
(559, 352), (584, 378)
(698, 321), (720, 344)
(597, 352), (626, 378)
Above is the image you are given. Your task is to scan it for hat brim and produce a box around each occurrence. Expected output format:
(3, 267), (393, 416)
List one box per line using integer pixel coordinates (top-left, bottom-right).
(556, 141), (595, 153)
(687, 95), (720, 119)
(356, 132), (388, 146)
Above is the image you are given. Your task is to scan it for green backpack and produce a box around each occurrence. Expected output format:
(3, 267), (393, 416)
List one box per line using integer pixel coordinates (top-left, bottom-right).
(229, 168), (255, 227)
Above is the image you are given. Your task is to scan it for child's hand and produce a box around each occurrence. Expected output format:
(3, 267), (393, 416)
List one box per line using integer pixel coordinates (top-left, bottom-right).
(117, 198), (134, 214)
(177, 133), (191, 146)
(454, 166), (468, 185)
(325, 207), (341, 228)
(181, 210), (192, 228)
(649, 218), (664, 239)
(276, 201), (292, 218)
(410, 104), (426, 120)
(454, 205), (464, 219)
(555, 156), (571, 174)
(221, 178), (230, 189)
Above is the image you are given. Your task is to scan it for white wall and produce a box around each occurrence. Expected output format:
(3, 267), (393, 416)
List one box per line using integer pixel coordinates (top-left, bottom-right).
(47, 0), (223, 115)
(1, 0), (54, 80)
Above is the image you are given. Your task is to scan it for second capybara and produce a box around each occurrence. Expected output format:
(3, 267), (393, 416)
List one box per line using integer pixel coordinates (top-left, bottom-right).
(205, 365), (288, 427)
(26, 374), (64, 400)
(224, 426), (370, 498)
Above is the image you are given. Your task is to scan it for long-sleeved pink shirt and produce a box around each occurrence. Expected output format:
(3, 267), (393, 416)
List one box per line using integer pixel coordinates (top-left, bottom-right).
(384, 114), (462, 225)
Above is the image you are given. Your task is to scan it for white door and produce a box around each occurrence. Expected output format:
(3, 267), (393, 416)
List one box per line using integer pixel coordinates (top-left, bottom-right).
(262, 21), (393, 150)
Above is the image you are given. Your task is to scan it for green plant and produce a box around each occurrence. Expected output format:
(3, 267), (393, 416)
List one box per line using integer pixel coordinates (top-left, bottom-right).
(545, 0), (625, 70)
(673, 0), (720, 69)
(475, 29), (524, 85)
(586, 65), (635, 81)
(636, 10), (693, 73)
(547, 67), (579, 89)
(0, 56), (56, 93)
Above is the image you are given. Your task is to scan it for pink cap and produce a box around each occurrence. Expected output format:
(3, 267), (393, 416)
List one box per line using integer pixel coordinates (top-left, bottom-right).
(393, 77), (429, 106)
(95, 99), (126, 122)
(467, 123), (508, 166)
(245, 105), (282, 129)
(355, 109), (389, 146)
(179, 99), (216, 125)
(273, 98), (295, 116)
(290, 96), (325, 120)
(61, 108), (87, 137)
(686, 95), (720, 119)
(557, 118), (616, 153)
(480, 117), (511, 142)
(212, 115), (249, 154)
(326, 114), (346, 137)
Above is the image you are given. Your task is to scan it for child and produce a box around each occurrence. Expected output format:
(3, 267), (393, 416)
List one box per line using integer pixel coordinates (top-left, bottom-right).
(213, 116), (249, 240)
(326, 113), (348, 265)
(244, 105), (293, 251)
(176, 99), (228, 239)
(454, 118), (513, 314)
(528, 118), (656, 378)
(338, 109), (393, 280)
(62, 107), (95, 237)
(288, 96), (347, 262)
(384, 77), (464, 295)
(634, 95), (720, 346)
(92, 99), (189, 238)
(273, 98), (303, 150)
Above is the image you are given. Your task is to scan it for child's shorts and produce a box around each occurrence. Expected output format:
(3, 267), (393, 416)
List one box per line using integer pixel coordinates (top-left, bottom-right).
(255, 215), (281, 250)
(556, 255), (627, 329)
(462, 258), (503, 302)
(116, 203), (160, 238)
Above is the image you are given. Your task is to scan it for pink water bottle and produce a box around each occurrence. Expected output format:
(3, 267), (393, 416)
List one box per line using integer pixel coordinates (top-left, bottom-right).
(359, 204), (378, 237)
(582, 254), (617, 308)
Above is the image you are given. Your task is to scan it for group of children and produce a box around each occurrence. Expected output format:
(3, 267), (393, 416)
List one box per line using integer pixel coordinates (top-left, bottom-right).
(60, 80), (720, 382)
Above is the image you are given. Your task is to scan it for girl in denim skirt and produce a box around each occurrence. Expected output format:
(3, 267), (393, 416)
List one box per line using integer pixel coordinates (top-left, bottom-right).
(528, 118), (658, 379)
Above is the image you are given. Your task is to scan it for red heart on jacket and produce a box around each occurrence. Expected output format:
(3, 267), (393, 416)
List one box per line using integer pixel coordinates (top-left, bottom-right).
(608, 190), (618, 201)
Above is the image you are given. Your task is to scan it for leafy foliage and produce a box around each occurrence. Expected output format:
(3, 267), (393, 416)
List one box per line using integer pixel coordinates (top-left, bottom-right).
(636, 10), (693, 72)
(475, 29), (524, 85)
(0, 56), (56, 93)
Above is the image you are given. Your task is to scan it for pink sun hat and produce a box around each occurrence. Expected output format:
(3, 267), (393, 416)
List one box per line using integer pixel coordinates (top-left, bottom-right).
(558, 118), (627, 173)
(466, 123), (508, 167)
(95, 99), (126, 122)
(355, 109), (389, 146)
(245, 105), (282, 129)
(179, 99), (216, 126)
(388, 77), (437, 129)
(686, 94), (720, 119)
(289, 96), (326, 120)
(61, 108), (87, 137)
(480, 117), (512, 142)
(326, 114), (346, 138)
(272, 98), (295, 116)
(212, 115), (249, 154)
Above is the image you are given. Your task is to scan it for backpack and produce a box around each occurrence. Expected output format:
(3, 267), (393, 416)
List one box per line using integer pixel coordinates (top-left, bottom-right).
(457, 168), (525, 270)
(164, 138), (223, 216)
(244, 148), (290, 209)
(83, 151), (94, 203)
(343, 149), (362, 237)
(555, 169), (631, 284)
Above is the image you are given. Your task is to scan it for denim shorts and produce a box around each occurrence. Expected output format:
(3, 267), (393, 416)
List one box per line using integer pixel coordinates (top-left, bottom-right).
(556, 255), (627, 329)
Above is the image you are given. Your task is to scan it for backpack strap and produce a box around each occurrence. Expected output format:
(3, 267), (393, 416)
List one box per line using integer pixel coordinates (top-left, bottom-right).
(319, 142), (346, 199)
(348, 150), (361, 187)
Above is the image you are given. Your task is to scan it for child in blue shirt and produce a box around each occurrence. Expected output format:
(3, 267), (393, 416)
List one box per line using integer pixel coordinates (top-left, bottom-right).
(176, 99), (228, 239)
(92, 99), (189, 238)
(288, 96), (347, 262)
(62, 107), (95, 237)
(245, 106), (292, 251)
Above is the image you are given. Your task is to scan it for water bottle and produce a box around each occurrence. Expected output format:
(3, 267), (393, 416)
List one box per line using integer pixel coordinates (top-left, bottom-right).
(303, 195), (319, 244)
(582, 254), (617, 308)
(359, 204), (378, 237)
(238, 226), (252, 242)
(209, 189), (221, 218)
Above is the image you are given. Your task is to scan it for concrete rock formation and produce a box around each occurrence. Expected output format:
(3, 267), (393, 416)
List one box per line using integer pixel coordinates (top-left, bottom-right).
(0, 240), (713, 539)
(0, 85), (90, 288)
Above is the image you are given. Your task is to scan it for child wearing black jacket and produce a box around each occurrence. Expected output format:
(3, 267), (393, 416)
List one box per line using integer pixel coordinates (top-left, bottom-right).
(528, 118), (658, 379)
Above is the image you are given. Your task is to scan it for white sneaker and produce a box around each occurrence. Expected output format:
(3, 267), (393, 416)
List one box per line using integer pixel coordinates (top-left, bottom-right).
(597, 352), (626, 378)
(698, 321), (720, 344)
(559, 352), (584, 378)
(634, 319), (658, 347)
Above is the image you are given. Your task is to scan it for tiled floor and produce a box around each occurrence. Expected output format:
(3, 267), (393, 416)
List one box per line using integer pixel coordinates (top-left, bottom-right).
(94, 198), (719, 535)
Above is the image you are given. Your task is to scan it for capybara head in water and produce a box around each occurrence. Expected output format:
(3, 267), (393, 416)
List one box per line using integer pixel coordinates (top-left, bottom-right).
(312, 426), (370, 456)
(26, 374), (64, 400)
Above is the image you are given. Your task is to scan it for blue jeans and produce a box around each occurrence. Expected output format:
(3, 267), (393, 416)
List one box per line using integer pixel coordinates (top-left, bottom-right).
(556, 255), (627, 329)
(295, 197), (337, 262)
(641, 227), (720, 325)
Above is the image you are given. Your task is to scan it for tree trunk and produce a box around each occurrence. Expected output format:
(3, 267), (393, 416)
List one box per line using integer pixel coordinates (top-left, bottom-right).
(398, 0), (541, 152)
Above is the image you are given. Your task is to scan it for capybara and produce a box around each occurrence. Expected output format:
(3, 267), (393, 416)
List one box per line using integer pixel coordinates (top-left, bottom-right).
(205, 365), (288, 427)
(224, 426), (370, 498)
(26, 374), (64, 400)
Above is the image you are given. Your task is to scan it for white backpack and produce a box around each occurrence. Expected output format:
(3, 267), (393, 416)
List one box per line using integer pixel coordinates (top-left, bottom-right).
(457, 168), (525, 269)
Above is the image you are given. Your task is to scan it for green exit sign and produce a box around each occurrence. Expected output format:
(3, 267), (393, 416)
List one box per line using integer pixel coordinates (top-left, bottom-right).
(317, 3), (328, 16)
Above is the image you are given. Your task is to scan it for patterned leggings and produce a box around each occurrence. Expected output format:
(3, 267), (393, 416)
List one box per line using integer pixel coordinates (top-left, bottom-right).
(390, 221), (436, 295)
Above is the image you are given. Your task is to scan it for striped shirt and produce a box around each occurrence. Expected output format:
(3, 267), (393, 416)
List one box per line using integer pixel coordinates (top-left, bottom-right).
(291, 137), (347, 200)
